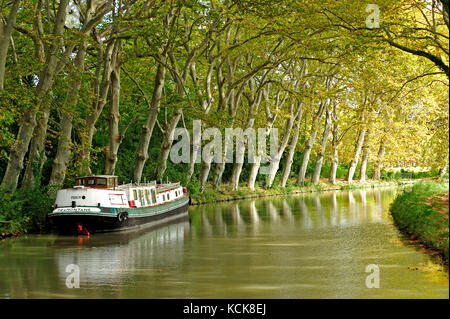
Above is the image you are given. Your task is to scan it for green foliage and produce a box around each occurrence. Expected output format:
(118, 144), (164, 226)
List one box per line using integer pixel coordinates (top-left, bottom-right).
(381, 169), (439, 181)
(186, 176), (201, 196)
(0, 185), (54, 238)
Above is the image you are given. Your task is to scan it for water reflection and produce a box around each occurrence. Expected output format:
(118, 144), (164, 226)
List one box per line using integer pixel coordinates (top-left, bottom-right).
(185, 189), (398, 236)
(0, 215), (189, 298)
(55, 217), (190, 286)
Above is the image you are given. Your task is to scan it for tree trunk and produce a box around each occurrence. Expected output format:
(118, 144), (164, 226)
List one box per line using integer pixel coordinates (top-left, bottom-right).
(78, 42), (115, 175)
(280, 109), (303, 187)
(312, 109), (332, 185)
(329, 104), (339, 185)
(104, 44), (122, 175)
(0, 110), (36, 192)
(0, 0), (21, 90)
(48, 42), (88, 189)
(212, 161), (226, 190)
(373, 140), (386, 180)
(359, 129), (371, 183)
(248, 155), (261, 191)
(266, 108), (297, 188)
(297, 131), (317, 185)
(21, 105), (51, 188)
(199, 161), (211, 193)
(230, 119), (255, 191)
(347, 128), (367, 184)
(156, 108), (183, 181)
(133, 63), (166, 183)
(297, 101), (327, 185)
(439, 158), (449, 178)
(187, 120), (202, 180)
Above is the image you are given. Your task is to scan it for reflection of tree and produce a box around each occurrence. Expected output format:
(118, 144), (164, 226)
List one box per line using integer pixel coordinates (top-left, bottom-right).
(268, 201), (280, 224)
(359, 190), (367, 218)
(330, 192), (339, 226)
(282, 199), (294, 223)
(298, 197), (313, 229)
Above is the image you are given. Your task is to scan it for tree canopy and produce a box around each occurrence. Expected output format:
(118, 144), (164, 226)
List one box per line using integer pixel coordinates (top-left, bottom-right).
(0, 0), (448, 196)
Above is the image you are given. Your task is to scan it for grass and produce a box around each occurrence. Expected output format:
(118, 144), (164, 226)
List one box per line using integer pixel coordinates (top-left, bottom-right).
(390, 181), (449, 263)
(190, 177), (417, 205)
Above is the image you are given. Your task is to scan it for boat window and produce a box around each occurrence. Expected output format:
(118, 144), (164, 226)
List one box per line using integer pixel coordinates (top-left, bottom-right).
(109, 194), (125, 205)
(167, 193), (170, 200)
(133, 190), (137, 200)
(139, 190), (144, 203)
(87, 179), (95, 186)
(97, 178), (107, 186)
(151, 189), (157, 203)
(145, 190), (151, 204)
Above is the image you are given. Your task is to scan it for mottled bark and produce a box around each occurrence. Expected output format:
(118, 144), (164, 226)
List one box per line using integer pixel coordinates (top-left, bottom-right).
(328, 104), (339, 185)
(0, 0), (20, 90)
(0, 109), (36, 192)
(439, 158), (449, 178)
(231, 77), (272, 191)
(265, 103), (298, 188)
(347, 128), (367, 184)
(49, 42), (88, 188)
(230, 118), (255, 191)
(359, 129), (371, 183)
(187, 57), (214, 181)
(248, 154), (261, 191)
(104, 43), (122, 175)
(312, 109), (332, 185)
(133, 63), (166, 183)
(297, 100), (327, 185)
(199, 161), (211, 193)
(280, 108), (303, 187)
(21, 103), (51, 188)
(156, 108), (183, 180)
(78, 42), (115, 174)
(373, 140), (386, 180)
(188, 120), (202, 180)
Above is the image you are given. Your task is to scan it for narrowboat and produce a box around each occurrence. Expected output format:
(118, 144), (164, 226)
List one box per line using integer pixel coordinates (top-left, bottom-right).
(48, 175), (190, 235)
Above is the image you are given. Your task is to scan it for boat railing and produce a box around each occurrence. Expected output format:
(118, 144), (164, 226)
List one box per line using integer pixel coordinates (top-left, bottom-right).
(156, 182), (180, 192)
(119, 180), (157, 188)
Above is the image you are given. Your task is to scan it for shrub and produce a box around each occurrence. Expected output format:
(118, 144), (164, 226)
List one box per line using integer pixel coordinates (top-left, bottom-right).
(0, 186), (53, 237)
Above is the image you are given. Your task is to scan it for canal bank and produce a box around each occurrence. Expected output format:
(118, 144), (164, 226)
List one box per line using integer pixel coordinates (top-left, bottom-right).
(190, 178), (422, 205)
(390, 182), (449, 264)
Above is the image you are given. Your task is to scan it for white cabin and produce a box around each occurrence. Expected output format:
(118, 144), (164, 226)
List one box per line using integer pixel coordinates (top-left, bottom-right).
(54, 175), (185, 209)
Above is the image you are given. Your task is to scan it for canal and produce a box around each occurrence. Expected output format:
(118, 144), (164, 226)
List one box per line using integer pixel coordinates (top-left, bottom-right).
(0, 187), (448, 298)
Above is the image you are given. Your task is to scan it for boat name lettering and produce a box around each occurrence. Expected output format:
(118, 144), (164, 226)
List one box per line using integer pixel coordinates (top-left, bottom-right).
(60, 208), (92, 212)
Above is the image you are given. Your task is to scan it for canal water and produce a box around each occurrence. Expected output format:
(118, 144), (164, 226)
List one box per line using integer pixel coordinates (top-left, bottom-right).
(0, 187), (448, 298)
